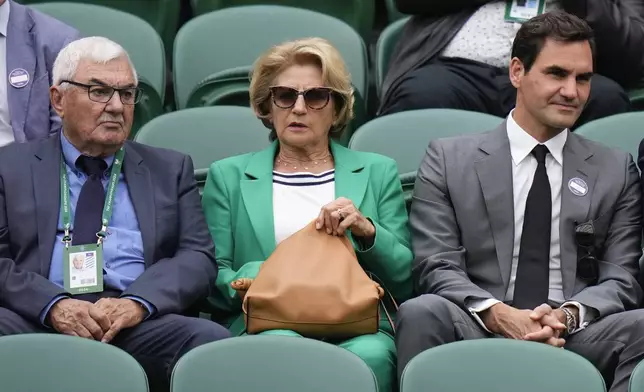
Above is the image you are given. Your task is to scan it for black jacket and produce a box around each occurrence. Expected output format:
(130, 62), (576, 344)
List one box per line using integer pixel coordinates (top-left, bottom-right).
(380, 0), (644, 113)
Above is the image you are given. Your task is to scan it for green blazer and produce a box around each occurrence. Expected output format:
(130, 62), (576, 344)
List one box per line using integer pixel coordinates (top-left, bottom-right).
(202, 140), (413, 336)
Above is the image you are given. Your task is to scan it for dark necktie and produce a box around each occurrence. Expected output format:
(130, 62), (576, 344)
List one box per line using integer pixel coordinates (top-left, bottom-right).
(72, 156), (108, 245)
(513, 145), (551, 309)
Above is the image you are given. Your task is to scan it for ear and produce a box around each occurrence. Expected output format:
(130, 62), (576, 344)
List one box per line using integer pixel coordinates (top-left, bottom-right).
(509, 57), (525, 89)
(50, 86), (65, 118)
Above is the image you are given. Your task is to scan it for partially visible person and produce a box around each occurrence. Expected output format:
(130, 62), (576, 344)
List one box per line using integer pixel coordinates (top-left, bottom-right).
(379, 1), (644, 128)
(397, 12), (644, 392)
(202, 37), (413, 392)
(0, 36), (229, 392)
(0, 0), (80, 147)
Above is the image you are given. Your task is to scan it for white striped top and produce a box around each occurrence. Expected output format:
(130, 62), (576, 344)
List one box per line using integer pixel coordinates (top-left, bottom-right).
(272, 169), (335, 245)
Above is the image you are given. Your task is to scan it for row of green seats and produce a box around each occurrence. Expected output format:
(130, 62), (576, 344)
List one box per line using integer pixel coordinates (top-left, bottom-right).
(9, 333), (644, 391)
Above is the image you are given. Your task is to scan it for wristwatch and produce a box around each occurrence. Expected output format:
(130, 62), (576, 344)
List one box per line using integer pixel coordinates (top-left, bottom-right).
(561, 307), (578, 337)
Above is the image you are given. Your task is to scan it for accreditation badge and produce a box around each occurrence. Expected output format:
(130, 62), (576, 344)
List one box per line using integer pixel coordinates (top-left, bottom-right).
(504, 0), (546, 23)
(63, 243), (104, 294)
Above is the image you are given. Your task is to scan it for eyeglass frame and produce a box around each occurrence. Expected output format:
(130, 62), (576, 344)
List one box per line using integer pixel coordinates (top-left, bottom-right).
(59, 80), (142, 105)
(268, 86), (339, 110)
(574, 221), (599, 283)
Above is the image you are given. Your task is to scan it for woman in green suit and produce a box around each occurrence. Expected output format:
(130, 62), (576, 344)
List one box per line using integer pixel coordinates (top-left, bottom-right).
(202, 37), (412, 392)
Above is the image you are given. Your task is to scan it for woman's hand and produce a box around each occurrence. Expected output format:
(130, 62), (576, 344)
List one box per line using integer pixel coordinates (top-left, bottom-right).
(316, 197), (375, 239)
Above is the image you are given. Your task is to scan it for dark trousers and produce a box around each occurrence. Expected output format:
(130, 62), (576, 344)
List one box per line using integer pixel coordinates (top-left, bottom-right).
(380, 57), (631, 129)
(396, 294), (644, 392)
(0, 293), (230, 392)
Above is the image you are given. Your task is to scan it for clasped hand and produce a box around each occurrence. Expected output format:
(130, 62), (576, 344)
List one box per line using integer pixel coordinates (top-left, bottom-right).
(315, 197), (375, 238)
(48, 297), (146, 343)
(483, 303), (567, 348)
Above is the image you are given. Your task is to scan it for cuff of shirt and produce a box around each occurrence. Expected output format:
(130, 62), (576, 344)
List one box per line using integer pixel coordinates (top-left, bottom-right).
(39, 295), (70, 327)
(122, 295), (156, 320)
(561, 301), (596, 333)
(466, 298), (502, 333)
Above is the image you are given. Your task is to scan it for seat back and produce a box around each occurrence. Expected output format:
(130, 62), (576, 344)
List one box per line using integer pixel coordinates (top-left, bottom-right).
(21, 0), (179, 54)
(133, 106), (271, 173)
(30, 2), (166, 100)
(401, 340), (606, 392)
(171, 335), (378, 392)
(349, 109), (504, 175)
(173, 5), (367, 111)
(574, 112), (644, 164)
(191, 0), (374, 41)
(629, 357), (644, 391)
(0, 334), (149, 392)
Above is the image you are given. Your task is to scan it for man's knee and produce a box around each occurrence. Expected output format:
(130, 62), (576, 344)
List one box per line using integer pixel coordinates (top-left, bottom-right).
(381, 65), (462, 115)
(397, 294), (455, 329)
(0, 307), (41, 335)
(176, 316), (231, 345)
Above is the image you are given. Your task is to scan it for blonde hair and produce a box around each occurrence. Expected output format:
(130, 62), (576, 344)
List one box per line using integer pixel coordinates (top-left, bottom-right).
(249, 37), (355, 140)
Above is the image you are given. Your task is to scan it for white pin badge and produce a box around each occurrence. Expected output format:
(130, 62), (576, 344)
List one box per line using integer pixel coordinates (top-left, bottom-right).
(8, 68), (30, 89)
(568, 177), (588, 197)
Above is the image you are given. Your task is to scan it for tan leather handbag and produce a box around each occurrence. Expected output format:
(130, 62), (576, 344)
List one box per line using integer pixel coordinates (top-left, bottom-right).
(231, 220), (385, 339)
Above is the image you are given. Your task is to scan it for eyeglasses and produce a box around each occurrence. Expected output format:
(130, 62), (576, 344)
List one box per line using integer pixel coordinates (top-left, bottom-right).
(269, 86), (334, 110)
(60, 80), (141, 105)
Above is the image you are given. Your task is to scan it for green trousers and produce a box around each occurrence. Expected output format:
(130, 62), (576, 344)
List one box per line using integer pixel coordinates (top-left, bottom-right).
(256, 329), (396, 392)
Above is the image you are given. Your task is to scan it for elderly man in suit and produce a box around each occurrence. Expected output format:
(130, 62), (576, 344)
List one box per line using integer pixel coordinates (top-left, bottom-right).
(397, 12), (644, 392)
(0, 36), (230, 391)
(0, 0), (79, 146)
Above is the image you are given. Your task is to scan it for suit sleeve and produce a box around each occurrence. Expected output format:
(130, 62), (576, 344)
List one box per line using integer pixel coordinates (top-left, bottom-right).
(122, 155), (218, 316)
(562, 0), (644, 86)
(410, 141), (497, 309)
(355, 160), (413, 302)
(202, 163), (263, 312)
(570, 154), (643, 317)
(395, 0), (493, 16)
(0, 170), (67, 323)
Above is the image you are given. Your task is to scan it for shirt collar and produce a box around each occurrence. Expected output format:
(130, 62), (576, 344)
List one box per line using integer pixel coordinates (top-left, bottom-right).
(0, 0), (10, 37)
(506, 110), (567, 166)
(60, 131), (115, 173)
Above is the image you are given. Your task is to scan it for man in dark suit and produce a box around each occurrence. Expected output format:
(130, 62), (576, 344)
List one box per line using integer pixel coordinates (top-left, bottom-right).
(0, 36), (229, 391)
(2, 0), (80, 146)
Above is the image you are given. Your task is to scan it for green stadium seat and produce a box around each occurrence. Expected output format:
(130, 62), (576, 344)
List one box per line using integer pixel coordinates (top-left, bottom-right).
(173, 5), (368, 144)
(0, 334), (148, 392)
(385, 0), (406, 23)
(574, 112), (644, 163)
(28, 2), (166, 136)
(349, 109), (504, 175)
(375, 17), (409, 98)
(133, 106), (271, 191)
(171, 335), (378, 392)
(191, 0), (374, 41)
(401, 340), (606, 392)
(629, 359), (644, 391)
(18, 0), (179, 55)
(350, 109), (503, 211)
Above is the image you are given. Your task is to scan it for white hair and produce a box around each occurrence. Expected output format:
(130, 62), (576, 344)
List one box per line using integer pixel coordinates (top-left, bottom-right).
(52, 36), (138, 87)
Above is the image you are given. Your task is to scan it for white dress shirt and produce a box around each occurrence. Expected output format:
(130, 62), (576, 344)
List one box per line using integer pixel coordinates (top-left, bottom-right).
(467, 111), (594, 333)
(0, 0), (14, 147)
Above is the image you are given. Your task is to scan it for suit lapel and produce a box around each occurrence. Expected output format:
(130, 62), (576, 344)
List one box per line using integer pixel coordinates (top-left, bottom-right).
(33, 133), (62, 277)
(123, 143), (156, 267)
(240, 143), (277, 259)
(559, 134), (597, 298)
(6, 3), (36, 142)
(331, 141), (367, 209)
(475, 125), (515, 289)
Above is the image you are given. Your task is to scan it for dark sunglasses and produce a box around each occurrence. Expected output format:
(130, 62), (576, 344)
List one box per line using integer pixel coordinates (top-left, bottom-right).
(269, 86), (334, 110)
(575, 221), (599, 283)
